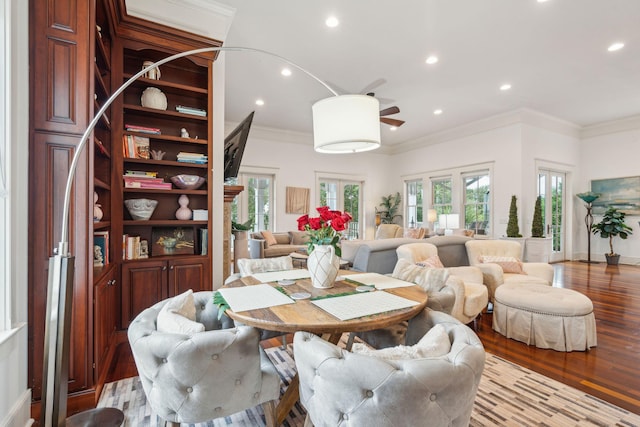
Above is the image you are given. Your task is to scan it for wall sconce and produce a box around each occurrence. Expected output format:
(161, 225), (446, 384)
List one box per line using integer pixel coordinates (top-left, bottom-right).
(439, 213), (460, 235)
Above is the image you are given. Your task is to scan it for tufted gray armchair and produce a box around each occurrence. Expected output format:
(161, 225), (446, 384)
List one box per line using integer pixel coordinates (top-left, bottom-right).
(127, 291), (281, 426)
(294, 309), (485, 427)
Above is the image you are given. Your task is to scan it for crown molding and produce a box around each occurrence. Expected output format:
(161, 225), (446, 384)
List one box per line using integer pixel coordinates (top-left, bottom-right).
(225, 122), (313, 146)
(124, 0), (235, 41)
(388, 108), (581, 155)
(580, 114), (640, 139)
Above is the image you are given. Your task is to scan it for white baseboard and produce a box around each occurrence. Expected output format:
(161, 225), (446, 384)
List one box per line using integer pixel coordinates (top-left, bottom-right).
(573, 252), (640, 266)
(0, 388), (32, 427)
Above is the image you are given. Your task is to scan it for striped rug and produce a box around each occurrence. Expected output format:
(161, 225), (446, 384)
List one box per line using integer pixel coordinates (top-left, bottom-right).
(98, 345), (640, 426)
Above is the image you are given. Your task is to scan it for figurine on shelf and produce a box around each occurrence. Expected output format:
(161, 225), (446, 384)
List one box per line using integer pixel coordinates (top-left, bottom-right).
(93, 191), (103, 222)
(180, 127), (190, 138)
(142, 60), (161, 80)
(94, 245), (104, 267)
(150, 149), (166, 160)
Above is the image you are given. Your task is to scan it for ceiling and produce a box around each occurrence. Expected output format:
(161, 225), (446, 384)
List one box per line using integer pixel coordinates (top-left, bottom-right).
(215, 0), (640, 152)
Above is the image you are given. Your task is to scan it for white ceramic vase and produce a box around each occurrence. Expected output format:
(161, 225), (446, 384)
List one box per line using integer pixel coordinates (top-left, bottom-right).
(307, 244), (340, 289)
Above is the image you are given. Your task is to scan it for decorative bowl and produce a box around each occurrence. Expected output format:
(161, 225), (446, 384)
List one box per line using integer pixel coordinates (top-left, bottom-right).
(170, 174), (205, 190)
(124, 198), (158, 220)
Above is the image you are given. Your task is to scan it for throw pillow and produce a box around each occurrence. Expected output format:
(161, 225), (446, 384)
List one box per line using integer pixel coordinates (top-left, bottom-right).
(479, 255), (526, 274)
(351, 324), (451, 360)
(416, 255), (445, 269)
(261, 230), (278, 247)
(403, 227), (423, 239)
(157, 289), (205, 335)
(392, 259), (449, 293)
(289, 230), (310, 245)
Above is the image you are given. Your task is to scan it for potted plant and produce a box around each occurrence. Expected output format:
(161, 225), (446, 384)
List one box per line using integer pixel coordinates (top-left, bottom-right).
(591, 207), (633, 265)
(377, 192), (402, 224)
(501, 195), (525, 258)
(231, 219), (253, 263)
(525, 196), (552, 262)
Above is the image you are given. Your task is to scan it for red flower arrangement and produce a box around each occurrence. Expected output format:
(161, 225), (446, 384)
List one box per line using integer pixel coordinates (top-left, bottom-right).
(297, 206), (352, 257)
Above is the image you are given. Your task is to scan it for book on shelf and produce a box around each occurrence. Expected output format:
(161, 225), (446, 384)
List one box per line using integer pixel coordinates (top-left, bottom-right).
(94, 137), (109, 156)
(125, 170), (158, 177)
(122, 235), (148, 260)
(122, 135), (150, 159)
(177, 152), (208, 164)
(200, 228), (208, 255)
(125, 124), (161, 135)
(176, 105), (207, 117)
(94, 230), (109, 266)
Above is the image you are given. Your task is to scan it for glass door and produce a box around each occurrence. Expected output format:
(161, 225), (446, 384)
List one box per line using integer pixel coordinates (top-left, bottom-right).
(320, 179), (362, 239)
(538, 169), (566, 262)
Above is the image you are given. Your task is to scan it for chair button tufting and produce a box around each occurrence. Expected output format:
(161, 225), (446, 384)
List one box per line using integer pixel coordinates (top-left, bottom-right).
(162, 358), (168, 363)
(342, 414), (349, 420)
(430, 393), (437, 401)
(201, 305), (206, 310)
(235, 379), (241, 385)
(187, 387), (193, 393)
(254, 392), (260, 399)
(215, 407), (222, 412)
(366, 390), (374, 398)
(212, 354), (219, 360)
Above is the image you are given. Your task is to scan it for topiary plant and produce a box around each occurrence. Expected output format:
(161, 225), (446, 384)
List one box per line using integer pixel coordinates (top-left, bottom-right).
(591, 207), (633, 256)
(506, 195), (522, 237)
(531, 196), (545, 238)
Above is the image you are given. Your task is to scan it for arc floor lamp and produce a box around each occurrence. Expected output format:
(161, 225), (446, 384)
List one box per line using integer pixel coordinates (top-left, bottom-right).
(42, 45), (381, 426)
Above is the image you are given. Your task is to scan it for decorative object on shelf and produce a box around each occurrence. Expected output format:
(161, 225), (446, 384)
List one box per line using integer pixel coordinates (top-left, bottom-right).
(150, 149), (166, 160)
(377, 192), (402, 224)
(141, 60), (161, 80)
(140, 87), (167, 110)
(175, 194), (192, 220)
(93, 245), (104, 267)
(170, 174), (205, 190)
(93, 191), (103, 222)
(506, 195), (522, 237)
(124, 198), (158, 221)
(152, 227), (195, 256)
(180, 127), (190, 138)
(576, 191), (600, 264)
(591, 206), (633, 265)
(298, 206), (351, 288)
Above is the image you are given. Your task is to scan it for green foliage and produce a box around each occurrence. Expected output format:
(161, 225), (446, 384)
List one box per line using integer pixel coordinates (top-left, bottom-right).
(378, 192), (402, 224)
(506, 195), (521, 237)
(531, 196), (545, 238)
(591, 207), (633, 255)
(212, 291), (229, 320)
(231, 219), (253, 231)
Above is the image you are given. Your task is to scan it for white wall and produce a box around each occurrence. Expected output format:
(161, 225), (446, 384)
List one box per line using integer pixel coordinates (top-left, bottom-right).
(238, 127), (390, 240)
(579, 128), (640, 264)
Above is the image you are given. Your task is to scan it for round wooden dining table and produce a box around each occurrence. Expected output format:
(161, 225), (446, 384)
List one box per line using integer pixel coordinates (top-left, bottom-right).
(221, 271), (429, 424)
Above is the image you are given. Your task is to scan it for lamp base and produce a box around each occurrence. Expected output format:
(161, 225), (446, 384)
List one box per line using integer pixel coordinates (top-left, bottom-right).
(66, 408), (124, 427)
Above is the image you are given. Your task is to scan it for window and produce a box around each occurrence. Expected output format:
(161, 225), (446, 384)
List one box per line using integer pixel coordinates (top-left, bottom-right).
(431, 177), (452, 225)
(319, 177), (362, 239)
(463, 172), (490, 235)
(405, 179), (423, 228)
(233, 172), (275, 232)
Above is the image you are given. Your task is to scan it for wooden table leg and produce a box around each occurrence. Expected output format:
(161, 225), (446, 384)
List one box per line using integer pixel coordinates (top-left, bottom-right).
(276, 374), (299, 425)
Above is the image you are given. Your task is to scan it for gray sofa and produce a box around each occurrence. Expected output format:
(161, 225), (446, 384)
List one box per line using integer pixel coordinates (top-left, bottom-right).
(342, 235), (472, 274)
(248, 231), (308, 258)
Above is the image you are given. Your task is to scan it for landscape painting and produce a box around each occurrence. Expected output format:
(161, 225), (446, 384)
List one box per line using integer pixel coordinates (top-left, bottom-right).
(591, 176), (640, 215)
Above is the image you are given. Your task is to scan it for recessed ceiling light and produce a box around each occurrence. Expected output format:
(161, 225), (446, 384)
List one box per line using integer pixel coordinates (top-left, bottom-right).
(325, 16), (339, 28)
(433, 109), (443, 115)
(500, 83), (512, 91)
(608, 42), (625, 52)
(389, 126), (398, 131)
(425, 55), (439, 65)
(255, 99), (264, 106)
(281, 68), (292, 77)
(537, 0), (550, 3)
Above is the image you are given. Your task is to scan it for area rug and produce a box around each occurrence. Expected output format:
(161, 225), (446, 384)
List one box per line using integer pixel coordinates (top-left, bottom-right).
(98, 345), (640, 427)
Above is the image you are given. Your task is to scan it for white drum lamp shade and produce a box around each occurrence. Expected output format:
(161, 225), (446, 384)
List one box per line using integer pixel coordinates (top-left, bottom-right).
(312, 94), (381, 153)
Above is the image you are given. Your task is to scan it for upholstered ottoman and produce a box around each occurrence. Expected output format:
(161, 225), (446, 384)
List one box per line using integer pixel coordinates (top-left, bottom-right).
(493, 283), (597, 351)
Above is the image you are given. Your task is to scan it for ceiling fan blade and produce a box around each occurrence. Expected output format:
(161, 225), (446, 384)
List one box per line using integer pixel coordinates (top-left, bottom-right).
(380, 117), (405, 127)
(359, 78), (387, 95)
(379, 106), (400, 116)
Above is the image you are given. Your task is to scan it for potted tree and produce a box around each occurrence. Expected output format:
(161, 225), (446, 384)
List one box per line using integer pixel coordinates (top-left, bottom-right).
(525, 196), (552, 262)
(232, 219), (253, 265)
(377, 192), (402, 224)
(501, 195), (525, 258)
(591, 207), (633, 265)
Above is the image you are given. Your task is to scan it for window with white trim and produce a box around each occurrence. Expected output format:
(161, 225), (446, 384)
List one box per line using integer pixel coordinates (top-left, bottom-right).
(233, 172), (275, 232)
(431, 177), (452, 227)
(318, 177), (362, 240)
(463, 171), (491, 235)
(405, 179), (423, 228)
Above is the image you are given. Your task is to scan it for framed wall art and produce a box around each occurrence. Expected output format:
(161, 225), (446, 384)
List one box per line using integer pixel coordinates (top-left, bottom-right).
(151, 227), (195, 256)
(591, 176), (640, 215)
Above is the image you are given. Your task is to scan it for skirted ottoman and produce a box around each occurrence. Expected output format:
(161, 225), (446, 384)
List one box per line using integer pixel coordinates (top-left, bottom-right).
(493, 283), (597, 351)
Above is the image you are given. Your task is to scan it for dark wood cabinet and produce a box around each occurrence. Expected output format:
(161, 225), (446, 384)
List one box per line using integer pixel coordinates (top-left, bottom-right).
(93, 265), (118, 381)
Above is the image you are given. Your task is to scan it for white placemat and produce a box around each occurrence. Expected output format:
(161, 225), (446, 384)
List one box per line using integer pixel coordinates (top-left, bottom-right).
(218, 284), (294, 312)
(251, 269), (312, 282)
(311, 291), (419, 321)
(345, 272), (415, 289)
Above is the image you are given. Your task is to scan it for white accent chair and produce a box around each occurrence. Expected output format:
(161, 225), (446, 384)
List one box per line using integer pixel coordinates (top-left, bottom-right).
(294, 309), (485, 427)
(396, 242), (488, 325)
(465, 239), (554, 302)
(224, 255), (294, 284)
(127, 291), (280, 426)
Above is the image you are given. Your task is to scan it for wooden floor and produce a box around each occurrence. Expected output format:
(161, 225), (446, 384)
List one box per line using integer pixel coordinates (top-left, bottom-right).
(107, 261), (640, 415)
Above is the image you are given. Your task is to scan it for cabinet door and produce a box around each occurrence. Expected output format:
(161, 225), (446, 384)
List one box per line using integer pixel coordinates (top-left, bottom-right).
(168, 257), (210, 296)
(94, 267), (117, 380)
(121, 260), (168, 327)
